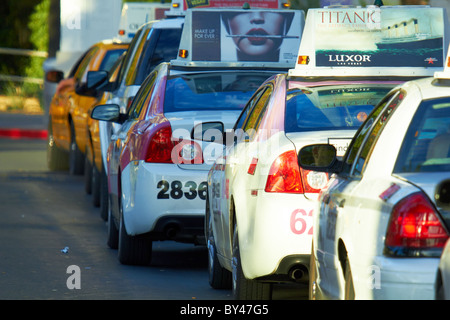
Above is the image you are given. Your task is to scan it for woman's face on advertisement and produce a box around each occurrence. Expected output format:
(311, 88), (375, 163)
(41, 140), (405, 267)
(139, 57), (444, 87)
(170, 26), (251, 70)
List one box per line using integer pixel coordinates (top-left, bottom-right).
(228, 12), (284, 56)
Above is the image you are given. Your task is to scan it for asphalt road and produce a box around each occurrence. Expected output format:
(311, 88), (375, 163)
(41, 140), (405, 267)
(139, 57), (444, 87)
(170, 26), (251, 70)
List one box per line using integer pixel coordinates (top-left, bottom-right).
(0, 137), (234, 300)
(0, 128), (308, 302)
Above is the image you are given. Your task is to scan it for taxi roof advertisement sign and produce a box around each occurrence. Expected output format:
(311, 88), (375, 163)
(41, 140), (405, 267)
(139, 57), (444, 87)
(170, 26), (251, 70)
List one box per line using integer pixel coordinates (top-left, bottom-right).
(184, 0), (280, 9)
(314, 7), (446, 68)
(189, 9), (302, 65)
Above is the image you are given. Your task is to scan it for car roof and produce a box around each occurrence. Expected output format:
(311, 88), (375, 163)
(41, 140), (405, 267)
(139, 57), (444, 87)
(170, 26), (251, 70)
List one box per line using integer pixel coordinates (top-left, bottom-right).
(152, 17), (184, 29)
(134, 17), (184, 33)
(435, 42), (450, 80)
(165, 0), (290, 17)
(399, 42), (450, 99)
(95, 39), (129, 48)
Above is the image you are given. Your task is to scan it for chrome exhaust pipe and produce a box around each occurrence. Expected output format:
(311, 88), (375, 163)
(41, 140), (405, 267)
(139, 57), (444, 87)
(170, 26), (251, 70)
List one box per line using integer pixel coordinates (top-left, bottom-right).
(165, 225), (179, 239)
(289, 265), (308, 282)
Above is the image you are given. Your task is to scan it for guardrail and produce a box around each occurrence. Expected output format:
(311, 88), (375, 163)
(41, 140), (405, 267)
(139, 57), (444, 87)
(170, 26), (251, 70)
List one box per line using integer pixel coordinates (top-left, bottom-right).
(0, 47), (48, 85)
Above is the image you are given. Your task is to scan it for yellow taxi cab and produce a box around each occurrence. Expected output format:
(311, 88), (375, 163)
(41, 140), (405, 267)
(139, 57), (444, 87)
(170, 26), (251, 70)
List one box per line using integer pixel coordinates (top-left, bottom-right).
(47, 40), (128, 174)
(84, 53), (126, 210)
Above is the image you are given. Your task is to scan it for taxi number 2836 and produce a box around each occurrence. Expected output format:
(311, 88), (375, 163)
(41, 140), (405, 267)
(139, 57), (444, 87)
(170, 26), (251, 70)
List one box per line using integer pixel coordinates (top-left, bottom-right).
(157, 180), (207, 200)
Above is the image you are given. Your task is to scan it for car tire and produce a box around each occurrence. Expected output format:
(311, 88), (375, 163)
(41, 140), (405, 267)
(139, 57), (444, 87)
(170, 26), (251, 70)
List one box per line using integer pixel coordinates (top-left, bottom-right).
(118, 197), (152, 266)
(91, 163), (101, 207)
(84, 144), (93, 194)
(47, 118), (69, 171)
(106, 200), (119, 249)
(107, 200), (119, 249)
(206, 192), (232, 289)
(435, 271), (445, 300)
(232, 221), (272, 300)
(99, 166), (109, 221)
(344, 257), (355, 300)
(69, 122), (84, 175)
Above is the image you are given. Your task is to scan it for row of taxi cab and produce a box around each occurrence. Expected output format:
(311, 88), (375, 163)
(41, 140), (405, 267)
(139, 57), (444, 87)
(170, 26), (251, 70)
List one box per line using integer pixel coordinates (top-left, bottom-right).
(47, 0), (309, 291)
(47, 2), (450, 300)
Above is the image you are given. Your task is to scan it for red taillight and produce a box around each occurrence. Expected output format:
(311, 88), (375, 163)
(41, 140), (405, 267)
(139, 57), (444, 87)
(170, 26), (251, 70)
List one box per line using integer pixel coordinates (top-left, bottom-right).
(265, 150), (328, 194)
(144, 124), (203, 164)
(265, 150), (303, 193)
(385, 193), (449, 252)
(145, 125), (174, 163)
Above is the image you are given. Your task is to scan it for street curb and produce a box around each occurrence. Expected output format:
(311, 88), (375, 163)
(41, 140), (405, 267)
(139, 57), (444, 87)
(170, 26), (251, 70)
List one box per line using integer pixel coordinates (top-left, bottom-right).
(0, 128), (48, 140)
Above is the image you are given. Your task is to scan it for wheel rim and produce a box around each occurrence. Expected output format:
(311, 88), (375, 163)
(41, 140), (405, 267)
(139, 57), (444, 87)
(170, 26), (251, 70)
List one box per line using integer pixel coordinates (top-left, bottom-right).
(207, 239), (214, 275)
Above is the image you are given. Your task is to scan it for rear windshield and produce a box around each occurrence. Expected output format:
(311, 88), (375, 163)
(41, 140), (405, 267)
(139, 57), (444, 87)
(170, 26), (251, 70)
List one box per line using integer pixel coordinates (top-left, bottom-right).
(164, 72), (270, 112)
(394, 97), (450, 173)
(285, 83), (397, 133)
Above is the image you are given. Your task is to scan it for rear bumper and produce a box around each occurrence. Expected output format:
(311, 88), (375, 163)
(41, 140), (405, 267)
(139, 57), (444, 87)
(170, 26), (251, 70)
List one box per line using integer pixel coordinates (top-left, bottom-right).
(256, 254), (311, 283)
(150, 215), (205, 245)
(121, 161), (208, 241)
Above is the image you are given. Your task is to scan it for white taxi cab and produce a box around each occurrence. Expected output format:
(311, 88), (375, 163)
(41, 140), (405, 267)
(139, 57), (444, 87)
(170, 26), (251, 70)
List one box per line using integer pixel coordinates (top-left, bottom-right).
(86, 17), (184, 221)
(91, 8), (305, 266)
(204, 4), (449, 299)
(436, 179), (450, 299)
(298, 7), (450, 300)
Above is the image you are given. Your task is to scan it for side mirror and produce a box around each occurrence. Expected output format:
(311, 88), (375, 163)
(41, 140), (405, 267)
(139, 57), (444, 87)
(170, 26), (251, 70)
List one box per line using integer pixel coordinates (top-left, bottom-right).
(435, 179), (450, 211)
(298, 144), (339, 172)
(191, 121), (224, 143)
(91, 104), (124, 123)
(45, 70), (64, 83)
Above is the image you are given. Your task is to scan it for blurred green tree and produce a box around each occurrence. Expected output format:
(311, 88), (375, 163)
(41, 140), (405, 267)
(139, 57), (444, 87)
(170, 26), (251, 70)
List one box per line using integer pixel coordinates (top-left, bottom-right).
(22, 0), (49, 97)
(0, 0), (41, 92)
